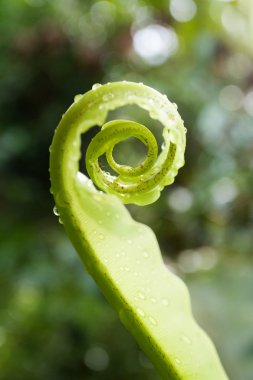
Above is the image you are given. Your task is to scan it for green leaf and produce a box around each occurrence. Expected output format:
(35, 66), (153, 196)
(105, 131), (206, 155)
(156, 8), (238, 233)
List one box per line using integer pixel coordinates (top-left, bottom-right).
(50, 81), (228, 379)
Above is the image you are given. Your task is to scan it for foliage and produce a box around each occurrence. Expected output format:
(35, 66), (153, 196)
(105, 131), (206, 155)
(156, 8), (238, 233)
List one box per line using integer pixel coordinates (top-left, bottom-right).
(50, 81), (227, 378)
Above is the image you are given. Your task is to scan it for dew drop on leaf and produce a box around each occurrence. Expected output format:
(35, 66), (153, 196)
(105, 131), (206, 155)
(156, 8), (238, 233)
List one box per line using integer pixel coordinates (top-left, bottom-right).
(92, 83), (102, 90)
(148, 316), (157, 326)
(74, 94), (82, 102)
(53, 206), (59, 216)
(137, 308), (145, 317)
(138, 292), (145, 300)
(143, 251), (149, 258)
(181, 335), (191, 344)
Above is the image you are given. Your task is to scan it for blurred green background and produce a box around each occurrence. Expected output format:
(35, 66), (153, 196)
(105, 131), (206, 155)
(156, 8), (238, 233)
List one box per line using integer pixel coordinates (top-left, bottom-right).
(1, 0), (253, 379)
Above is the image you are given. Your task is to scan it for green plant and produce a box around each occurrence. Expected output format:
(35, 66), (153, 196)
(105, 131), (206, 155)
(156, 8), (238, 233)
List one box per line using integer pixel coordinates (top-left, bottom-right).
(49, 81), (228, 379)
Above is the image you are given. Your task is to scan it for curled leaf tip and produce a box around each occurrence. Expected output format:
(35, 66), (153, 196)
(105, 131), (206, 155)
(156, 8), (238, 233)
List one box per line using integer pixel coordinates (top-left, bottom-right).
(50, 81), (228, 380)
(82, 81), (186, 205)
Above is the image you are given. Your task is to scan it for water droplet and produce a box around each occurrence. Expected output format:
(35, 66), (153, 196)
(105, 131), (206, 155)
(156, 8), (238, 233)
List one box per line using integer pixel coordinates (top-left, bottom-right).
(162, 299), (169, 306)
(122, 309), (135, 330)
(124, 266), (130, 272)
(150, 297), (157, 304)
(99, 234), (104, 240)
(74, 94), (82, 102)
(161, 142), (165, 150)
(99, 104), (105, 110)
(137, 308), (145, 317)
(175, 358), (181, 365)
(143, 251), (149, 258)
(138, 292), (145, 300)
(53, 206), (59, 216)
(49, 187), (53, 194)
(148, 316), (157, 326)
(181, 335), (191, 344)
(92, 83), (102, 90)
(59, 217), (63, 224)
(102, 93), (114, 101)
(56, 191), (68, 208)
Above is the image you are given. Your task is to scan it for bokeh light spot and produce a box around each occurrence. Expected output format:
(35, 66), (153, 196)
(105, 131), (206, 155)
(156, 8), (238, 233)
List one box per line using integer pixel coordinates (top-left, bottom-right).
(167, 187), (193, 213)
(169, 0), (197, 23)
(221, 5), (247, 38)
(90, 1), (116, 26)
(178, 247), (218, 273)
(219, 85), (244, 111)
(243, 90), (253, 116)
(84, 346), (109, 371)
(133, 24), (178, 66)
(211, 177), (238, 206)
(226, 53), (252, 80)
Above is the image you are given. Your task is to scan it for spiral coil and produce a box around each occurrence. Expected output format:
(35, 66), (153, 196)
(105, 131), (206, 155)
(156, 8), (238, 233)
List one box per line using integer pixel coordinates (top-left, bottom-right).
(75, 81), (186, 205)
